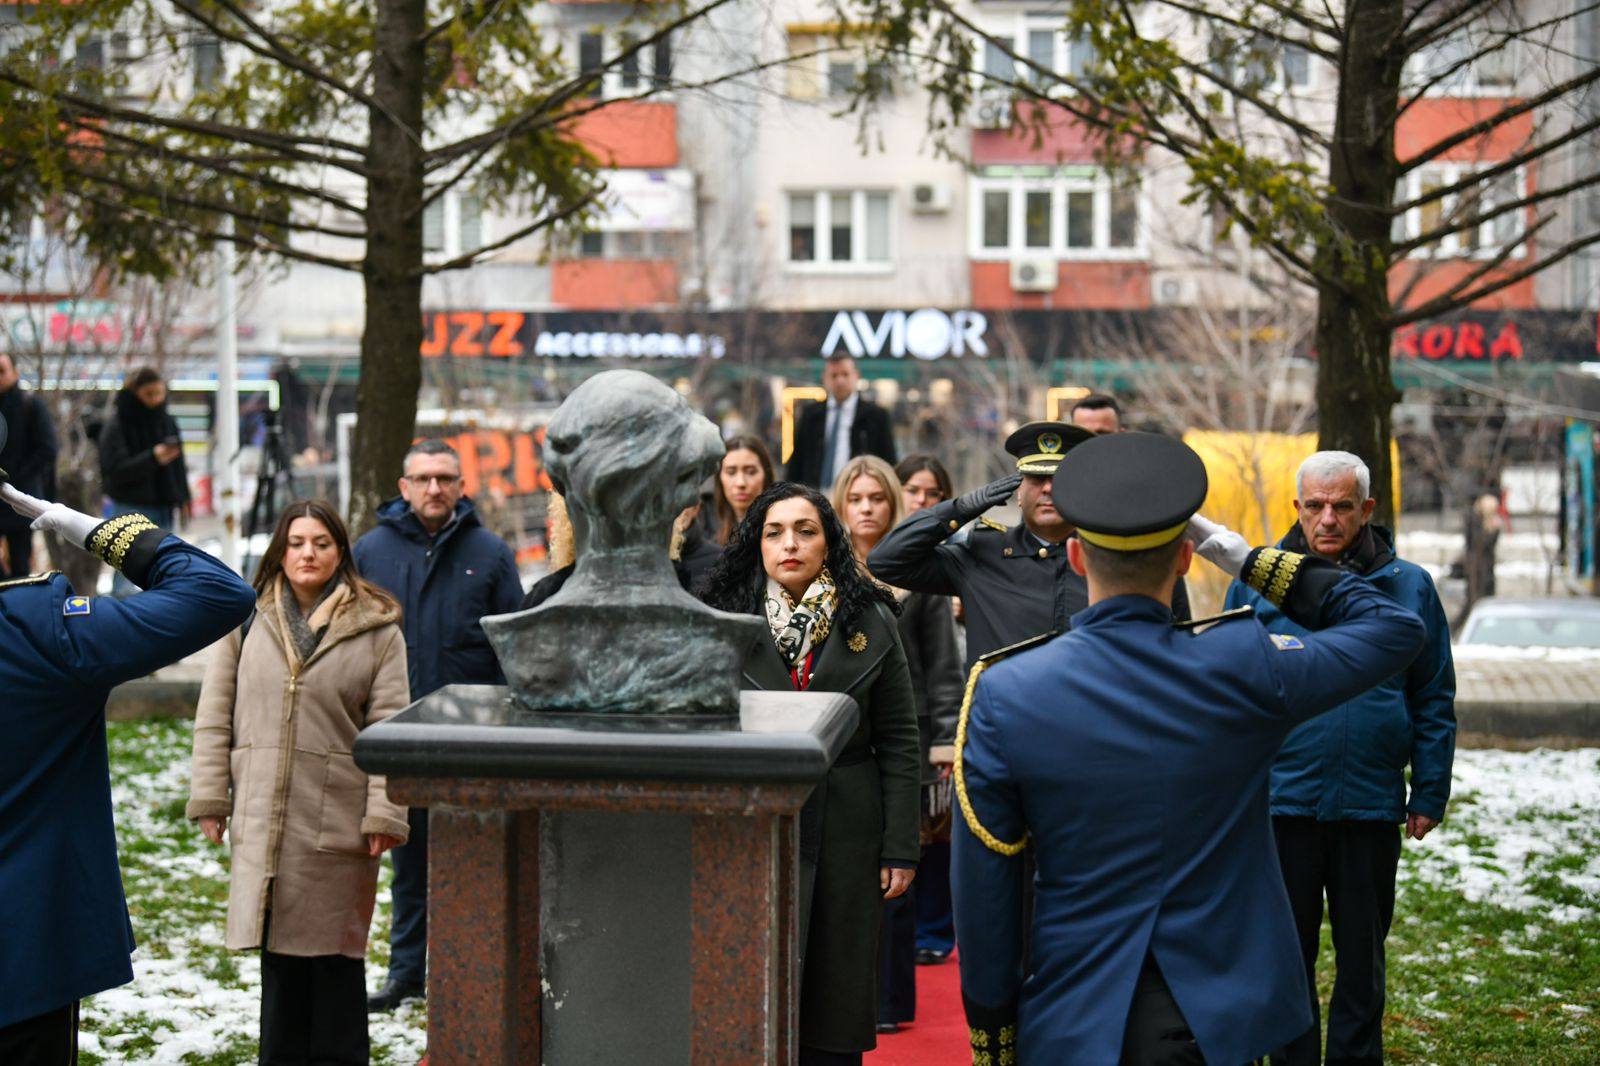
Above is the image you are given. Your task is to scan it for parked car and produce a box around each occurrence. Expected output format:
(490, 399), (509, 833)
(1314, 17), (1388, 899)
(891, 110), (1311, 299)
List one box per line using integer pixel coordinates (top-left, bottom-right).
(1456, 597), (1600, 649)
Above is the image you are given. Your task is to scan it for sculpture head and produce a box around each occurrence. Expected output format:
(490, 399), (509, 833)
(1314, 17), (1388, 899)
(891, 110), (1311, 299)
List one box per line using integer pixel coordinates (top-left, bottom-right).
(544, 370), (724, 558)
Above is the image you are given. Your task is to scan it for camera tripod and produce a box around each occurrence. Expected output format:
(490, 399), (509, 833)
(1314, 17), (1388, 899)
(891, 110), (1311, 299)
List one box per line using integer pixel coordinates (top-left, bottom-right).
(241, 410), (296, 578)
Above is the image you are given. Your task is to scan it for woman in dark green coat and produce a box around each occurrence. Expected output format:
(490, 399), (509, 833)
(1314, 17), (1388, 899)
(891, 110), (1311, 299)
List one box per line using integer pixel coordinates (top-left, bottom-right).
(699, 482), (921, 1065)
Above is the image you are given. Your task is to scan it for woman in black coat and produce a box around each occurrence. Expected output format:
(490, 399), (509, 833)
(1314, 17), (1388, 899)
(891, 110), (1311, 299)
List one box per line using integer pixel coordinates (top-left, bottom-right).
(832, 455), (963, 1033)
(98, 367), (190, 597)
(699, 483), (920, 1065)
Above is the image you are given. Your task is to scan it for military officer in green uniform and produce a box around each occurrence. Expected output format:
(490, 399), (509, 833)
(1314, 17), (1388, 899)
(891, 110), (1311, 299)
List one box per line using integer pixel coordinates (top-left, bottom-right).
(867, 420), (1189, 670)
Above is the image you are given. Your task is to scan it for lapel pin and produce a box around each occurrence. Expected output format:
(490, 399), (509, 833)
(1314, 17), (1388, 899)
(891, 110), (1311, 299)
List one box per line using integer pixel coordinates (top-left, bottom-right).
(848, 632), (867, 653)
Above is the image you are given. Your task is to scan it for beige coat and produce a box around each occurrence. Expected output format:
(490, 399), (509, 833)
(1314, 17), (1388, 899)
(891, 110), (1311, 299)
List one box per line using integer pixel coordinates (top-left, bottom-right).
(186, 579), (411, 959)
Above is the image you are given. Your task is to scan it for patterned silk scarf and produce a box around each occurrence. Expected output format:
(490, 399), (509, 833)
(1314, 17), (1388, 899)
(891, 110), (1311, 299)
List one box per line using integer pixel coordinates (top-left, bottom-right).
(764, 566), (838, 677)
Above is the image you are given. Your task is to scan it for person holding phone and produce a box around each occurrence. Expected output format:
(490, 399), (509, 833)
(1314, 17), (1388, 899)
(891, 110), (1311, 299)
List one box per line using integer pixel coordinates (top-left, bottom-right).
(98, 367), (192, 597)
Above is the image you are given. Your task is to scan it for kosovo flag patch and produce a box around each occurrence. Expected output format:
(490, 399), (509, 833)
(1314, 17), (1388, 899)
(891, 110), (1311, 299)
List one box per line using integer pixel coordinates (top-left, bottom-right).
(63, 595), (92, 618)
(1270, 633), (1304, 651)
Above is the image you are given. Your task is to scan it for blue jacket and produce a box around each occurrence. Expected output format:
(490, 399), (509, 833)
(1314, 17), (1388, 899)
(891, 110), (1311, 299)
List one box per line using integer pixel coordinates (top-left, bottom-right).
(0, 538), (255, 1027)
(955, 571), (1425, 1065)
(1225, 527), (1456, 822)
(352, 497), (522, 700)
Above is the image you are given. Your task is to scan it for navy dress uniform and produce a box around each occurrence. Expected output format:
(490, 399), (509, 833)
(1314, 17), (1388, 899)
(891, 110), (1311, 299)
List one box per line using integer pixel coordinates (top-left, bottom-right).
(0, 444), (256, 1063)
(952, 433), (1427, 1065)
(868, 422), (1188, 671)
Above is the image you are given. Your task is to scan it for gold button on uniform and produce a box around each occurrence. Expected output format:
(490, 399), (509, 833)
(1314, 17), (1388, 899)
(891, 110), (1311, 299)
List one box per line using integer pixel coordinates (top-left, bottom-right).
(1003, 547), (1013, 557)
(1037, 548), (1048, 559)
(949, 519), (960, 531)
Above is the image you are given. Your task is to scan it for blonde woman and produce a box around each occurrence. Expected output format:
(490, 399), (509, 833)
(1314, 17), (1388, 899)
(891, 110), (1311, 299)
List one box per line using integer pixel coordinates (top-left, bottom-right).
(830, 456), (963, 1034)
(187, 499), (410, 1065)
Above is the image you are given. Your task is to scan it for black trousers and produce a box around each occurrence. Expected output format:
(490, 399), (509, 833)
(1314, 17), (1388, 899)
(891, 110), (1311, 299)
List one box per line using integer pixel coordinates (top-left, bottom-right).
(1121, 956), (1204, 1066)
(385, 805), (429, 986)
(798, 1048), (861, 1066)
(0, 1002), (77, 1066)
(0, 524), (33, 579)
(877, 889), (917, 1024)
(1270, 817), (1402, 1066)
(260, 944), (368, 1065)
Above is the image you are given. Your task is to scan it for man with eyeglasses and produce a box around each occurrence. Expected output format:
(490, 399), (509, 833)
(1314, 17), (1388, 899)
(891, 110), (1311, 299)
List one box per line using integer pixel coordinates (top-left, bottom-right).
(352, 438), (523, 1012)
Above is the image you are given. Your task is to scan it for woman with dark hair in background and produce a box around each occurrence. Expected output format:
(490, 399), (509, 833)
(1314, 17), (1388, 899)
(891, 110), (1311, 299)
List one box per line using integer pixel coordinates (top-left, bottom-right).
(892, 453), (962, 969)
(699, 483), (920, 1065)
(99, 367), (191, 596)
(707, 434), (774, 545)
(834, 456), (963, 1034)
(187, 499), (410, 1065)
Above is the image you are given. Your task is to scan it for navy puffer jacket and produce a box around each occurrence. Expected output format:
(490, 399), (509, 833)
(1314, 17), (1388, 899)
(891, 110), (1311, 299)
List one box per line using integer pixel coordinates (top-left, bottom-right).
(1225, 525), (1456, 822)
(352, 497), (523, 700)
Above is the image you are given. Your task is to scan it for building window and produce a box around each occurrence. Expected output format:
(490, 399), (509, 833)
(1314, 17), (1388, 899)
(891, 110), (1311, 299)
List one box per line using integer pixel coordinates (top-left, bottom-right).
(1395, 165), (1526, 260)
(1207, 33), (1312, 93)
(577, 30), (673, 100)
(568, 230), (686, 260)
(787, 190), (892, 268)
(422, 193), (487, 258)
(969, 168), (1144, 258)
(786, 28), (892, 100)
(192, 36), (222, 91)
(976, 17), (1097, 88)
(1405, 29), (1516, 96)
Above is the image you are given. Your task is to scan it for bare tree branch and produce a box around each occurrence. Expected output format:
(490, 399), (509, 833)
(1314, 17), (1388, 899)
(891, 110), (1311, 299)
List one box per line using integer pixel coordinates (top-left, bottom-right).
(1152, 0), (1338, 62)
(416, 191), (598, 275)
(1397, 63), (1600, 174)
(1393, 172), (1597, 256)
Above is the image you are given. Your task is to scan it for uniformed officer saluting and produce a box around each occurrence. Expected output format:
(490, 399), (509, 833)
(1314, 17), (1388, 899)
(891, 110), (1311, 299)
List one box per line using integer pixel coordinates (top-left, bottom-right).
(0, 411), (256, 1066)
(867, 421), (1188, 671)
(952, 433), (1427, 1066)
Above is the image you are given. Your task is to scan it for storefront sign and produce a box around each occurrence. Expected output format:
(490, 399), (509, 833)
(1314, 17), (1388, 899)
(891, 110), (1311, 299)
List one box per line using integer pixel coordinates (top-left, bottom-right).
(595, 169), (695, 232)
(1393, 319), (1524, 361)
(422, 311), (725, 360)
(820, 309), (988, 360)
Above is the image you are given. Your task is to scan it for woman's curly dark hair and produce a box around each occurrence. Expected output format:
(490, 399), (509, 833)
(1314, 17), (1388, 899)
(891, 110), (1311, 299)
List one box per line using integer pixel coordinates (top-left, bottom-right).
(697, 481), (900, 627)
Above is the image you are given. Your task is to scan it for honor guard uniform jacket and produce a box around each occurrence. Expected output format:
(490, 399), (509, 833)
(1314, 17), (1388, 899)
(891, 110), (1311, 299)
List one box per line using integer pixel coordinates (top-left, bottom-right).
(867, 421), (1189, 670)
(952, 434), (1428, 1065)
(0, 514), (256, 1029)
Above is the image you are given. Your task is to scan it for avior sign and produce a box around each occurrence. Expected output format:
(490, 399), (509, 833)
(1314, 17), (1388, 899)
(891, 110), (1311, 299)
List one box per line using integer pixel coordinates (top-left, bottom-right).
(820, 309), (988, 360)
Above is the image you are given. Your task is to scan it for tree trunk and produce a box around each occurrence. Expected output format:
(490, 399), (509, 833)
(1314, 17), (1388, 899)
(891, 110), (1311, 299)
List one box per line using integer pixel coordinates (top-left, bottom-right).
(1314, 0), (1405, 525)
(349, 0), (427, 534)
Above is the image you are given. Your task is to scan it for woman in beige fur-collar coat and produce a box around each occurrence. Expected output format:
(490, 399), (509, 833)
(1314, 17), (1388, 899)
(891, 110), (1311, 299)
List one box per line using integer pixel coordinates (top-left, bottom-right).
(187, 499), (411, 1064)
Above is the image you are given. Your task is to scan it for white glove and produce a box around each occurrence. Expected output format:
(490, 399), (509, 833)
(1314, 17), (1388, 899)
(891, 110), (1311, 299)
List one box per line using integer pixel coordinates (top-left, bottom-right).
(1, 483), (103, 548)
(1186, 513), (1251, 578)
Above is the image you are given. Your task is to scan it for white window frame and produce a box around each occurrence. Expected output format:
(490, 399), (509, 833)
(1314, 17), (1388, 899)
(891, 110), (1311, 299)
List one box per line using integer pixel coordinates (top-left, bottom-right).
(575, 29), (674, 101)
(785, 190), (895, 273)
(1395, 164), (1528, 261)
(1403, 28), (1517, 98)
(967, 168), (1146, 261)
(1206, 32), (1315, 95)
(976, 14), (1098, 90)
(784, 28), (891, 100)
(422, 192), (490, 261)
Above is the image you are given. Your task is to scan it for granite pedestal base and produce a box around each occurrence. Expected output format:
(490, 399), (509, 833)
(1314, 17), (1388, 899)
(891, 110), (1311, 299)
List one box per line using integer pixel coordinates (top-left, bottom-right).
(354, 685), (856, 1066)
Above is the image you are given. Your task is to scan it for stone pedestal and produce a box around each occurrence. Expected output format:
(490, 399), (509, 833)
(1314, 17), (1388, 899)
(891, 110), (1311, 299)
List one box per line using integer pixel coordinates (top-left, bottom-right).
(354, 684), (856, 1066)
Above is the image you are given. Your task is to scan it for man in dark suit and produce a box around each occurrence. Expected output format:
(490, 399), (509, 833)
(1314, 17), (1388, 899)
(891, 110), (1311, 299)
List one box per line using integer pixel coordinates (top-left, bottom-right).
(785, 354), (896, 488)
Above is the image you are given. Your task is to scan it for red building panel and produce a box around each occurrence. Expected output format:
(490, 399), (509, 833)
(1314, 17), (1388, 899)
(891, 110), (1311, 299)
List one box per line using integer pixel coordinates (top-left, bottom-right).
(970, 104), (1116, 166)
(551, 259), (680, 309)
(1390, 259), (1536, 312)
(1395, 97), (1533, 164)
(564, 101), (678, 169)
(970, 261), (1150, 309)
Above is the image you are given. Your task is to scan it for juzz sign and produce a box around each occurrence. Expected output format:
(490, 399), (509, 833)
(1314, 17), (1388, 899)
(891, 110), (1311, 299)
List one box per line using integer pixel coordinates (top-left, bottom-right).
(1392, 319), (1523, 361)
(421, 310), (724, 360)
(821, 309), (989, 360)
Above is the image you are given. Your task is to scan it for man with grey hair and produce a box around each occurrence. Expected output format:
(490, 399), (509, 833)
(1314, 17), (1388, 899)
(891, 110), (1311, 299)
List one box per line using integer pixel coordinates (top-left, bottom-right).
(1224, 450), (1456, 1066)
(352, 438), (523, 1011)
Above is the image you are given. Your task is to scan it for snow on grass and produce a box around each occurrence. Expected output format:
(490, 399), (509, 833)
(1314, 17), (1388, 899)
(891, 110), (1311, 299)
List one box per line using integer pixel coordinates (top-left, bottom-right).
(1404, 748), (1600, 924)
(84, 718), (426, 1065)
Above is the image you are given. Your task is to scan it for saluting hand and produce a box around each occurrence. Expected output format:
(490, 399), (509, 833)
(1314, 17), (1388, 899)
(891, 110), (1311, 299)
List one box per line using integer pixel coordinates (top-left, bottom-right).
(1186, 514), (1251, 577)
(951, 473), (1024, 523)
(0, 483), (102, 547)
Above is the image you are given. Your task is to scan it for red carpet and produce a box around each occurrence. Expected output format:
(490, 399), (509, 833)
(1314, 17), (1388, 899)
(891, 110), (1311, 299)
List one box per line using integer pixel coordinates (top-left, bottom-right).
(866, 951), (969, 1065)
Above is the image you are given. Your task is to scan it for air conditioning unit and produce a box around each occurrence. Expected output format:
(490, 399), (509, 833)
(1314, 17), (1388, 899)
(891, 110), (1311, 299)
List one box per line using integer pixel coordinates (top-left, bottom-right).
(1010, 256), (1057, 292)
(1153, 275), (1200, 306)
(910, 182), (952, 214)
(972, 91), (1014, 131)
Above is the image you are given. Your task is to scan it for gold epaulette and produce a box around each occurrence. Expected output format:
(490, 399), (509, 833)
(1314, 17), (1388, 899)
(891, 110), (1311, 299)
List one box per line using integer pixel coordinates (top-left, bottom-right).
(976, 516), (1008, 533)
(0, 570), (59, 591)
(954, 629), (1058, 857)
(1173, 605), (1254, 634)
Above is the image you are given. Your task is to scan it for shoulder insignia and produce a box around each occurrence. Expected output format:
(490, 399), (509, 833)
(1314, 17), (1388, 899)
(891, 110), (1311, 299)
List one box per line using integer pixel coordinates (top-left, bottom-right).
(63, 595), (92, 617)
(0, 570), (60, 591)
(976, 629), (1058, 665)
(977, 516), (1008, 533)
(1270, 633), (1305, 651)
(1173, 605), (1254, 634)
